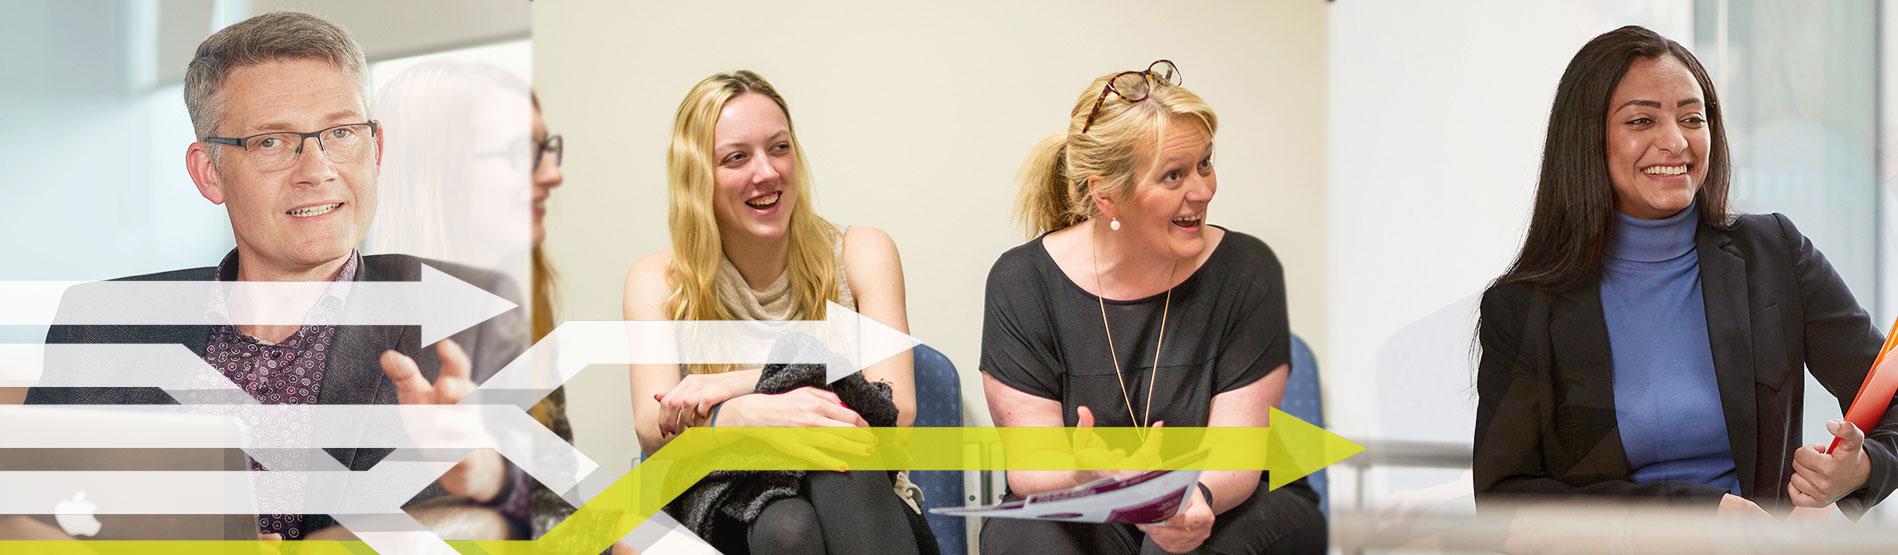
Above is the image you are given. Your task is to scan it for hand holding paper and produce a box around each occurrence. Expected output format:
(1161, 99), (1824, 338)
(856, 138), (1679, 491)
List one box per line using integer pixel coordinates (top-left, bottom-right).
(1790, 419), (1871, 507)
(1137, 485), (1213, 552)
(931, 449), (1210, 524)
(930, 464), (1202, 524)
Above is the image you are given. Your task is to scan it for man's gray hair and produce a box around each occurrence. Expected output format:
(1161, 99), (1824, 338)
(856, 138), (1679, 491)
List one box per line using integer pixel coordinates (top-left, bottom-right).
(183, 11), (370, 142)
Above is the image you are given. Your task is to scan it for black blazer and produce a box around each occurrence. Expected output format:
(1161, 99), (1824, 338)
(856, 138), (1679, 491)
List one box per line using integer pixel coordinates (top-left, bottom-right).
(1474, 213), (1898, 519)
(23, 253), (528, 531)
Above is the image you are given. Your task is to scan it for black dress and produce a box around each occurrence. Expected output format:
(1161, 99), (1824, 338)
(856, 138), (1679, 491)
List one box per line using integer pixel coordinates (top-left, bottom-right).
(978, 227), (1325, 554)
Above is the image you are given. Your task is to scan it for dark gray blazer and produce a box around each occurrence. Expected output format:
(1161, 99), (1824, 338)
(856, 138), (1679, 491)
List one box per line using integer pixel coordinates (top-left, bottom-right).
(24, 253), (529, 531)
(1474, 213), (1898, 519)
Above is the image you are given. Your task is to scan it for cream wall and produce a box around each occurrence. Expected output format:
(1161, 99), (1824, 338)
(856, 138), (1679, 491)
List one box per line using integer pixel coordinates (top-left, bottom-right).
(535, 0), (1328, 477)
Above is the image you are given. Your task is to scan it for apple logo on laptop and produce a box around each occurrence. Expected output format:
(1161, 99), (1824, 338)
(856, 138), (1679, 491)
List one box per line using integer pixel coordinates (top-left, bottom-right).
(54, 491), (101, 537)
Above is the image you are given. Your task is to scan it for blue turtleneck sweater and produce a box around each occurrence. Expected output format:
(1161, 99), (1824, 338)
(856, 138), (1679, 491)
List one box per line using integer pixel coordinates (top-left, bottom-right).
(1599, 204), (1741, 495)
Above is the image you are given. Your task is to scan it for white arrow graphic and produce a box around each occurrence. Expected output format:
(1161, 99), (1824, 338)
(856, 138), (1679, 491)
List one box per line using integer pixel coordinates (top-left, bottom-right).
(1, 344), (259, 403)
(0, 264), (517, 345)
(0, 463), (460, 515)
(0, 301), (921, 503)
(0, 404), (591, 499)
(464, 301), (922, 407)
(0, 301), (914, 554)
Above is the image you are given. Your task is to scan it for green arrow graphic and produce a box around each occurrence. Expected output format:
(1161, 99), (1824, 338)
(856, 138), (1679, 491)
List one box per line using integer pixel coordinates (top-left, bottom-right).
(535, 407), (1361, 553)
(0, 408), (1360, 554)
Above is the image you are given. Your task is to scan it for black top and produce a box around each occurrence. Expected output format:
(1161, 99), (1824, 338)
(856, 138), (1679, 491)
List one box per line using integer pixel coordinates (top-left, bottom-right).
(981, 227), (1291, 433)
(1474, 213), (1898, 519)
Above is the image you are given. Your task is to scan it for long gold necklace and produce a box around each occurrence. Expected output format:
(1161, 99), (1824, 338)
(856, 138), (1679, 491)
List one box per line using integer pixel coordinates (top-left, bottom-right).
(1092, 226), (1177, 441)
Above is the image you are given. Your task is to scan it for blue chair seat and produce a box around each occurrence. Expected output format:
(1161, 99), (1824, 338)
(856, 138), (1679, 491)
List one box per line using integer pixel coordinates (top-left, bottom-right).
(910, 344), (967, 554)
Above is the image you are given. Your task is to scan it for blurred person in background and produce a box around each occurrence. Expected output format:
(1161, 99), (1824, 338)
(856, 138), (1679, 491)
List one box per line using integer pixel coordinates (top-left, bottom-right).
(371, 58), (591, 541)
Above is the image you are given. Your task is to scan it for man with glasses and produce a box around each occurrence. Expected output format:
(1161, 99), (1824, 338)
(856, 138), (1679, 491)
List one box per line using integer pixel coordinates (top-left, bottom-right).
(18, 11), (533, 541)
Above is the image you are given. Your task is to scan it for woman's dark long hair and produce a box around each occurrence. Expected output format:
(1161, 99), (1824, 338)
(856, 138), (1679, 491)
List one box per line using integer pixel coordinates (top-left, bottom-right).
(1496, 25), (1732, 293)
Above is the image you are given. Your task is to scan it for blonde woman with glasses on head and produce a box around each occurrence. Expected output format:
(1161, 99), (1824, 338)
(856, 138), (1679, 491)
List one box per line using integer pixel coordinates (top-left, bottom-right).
(979, 61), (1325, 554)
(623, 70), (932, 555)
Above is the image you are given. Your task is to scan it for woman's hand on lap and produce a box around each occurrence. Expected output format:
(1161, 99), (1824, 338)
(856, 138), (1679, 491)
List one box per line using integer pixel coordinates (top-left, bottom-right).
(655, 371), (753, 437)
(720, 386), (868, 428)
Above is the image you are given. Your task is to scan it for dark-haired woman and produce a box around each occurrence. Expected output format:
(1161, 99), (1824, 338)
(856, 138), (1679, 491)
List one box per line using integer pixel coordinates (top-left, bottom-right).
(1474, 25), (1898, 519)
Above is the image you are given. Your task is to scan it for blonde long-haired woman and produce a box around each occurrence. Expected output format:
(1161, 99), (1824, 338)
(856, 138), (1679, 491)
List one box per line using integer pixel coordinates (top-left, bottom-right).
(979, 61), (1325, 554)
(623, 71), (929, 554)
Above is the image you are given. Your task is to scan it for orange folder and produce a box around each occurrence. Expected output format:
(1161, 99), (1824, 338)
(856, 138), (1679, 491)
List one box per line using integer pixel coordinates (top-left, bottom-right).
(1827, 315), (1898, 454)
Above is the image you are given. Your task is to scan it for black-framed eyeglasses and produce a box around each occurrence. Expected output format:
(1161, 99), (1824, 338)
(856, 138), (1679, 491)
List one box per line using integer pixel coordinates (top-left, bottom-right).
(535, 134), (563, 172)
(203, 121), (380, 172)
(1082, 60), (1183, 133)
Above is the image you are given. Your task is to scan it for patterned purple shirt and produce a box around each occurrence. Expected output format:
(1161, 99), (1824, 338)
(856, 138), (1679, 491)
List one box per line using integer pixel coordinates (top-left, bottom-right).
(203, 249), (355, 539)
(201, 249), (532, 538)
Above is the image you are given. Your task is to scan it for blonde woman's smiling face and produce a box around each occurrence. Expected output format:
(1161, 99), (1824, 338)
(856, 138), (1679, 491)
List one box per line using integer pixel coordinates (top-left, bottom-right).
(710, 93), (797, 242)
(1116, 115), (1216, 261)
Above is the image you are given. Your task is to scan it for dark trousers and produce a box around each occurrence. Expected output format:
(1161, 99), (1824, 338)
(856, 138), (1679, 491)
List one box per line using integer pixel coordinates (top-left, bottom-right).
(979, 482), (1325, 555)
(704, 471), (933, 555)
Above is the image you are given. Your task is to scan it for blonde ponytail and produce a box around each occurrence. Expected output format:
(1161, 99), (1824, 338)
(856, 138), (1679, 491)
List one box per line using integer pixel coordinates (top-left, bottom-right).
(1011, 67), (1218, 238)
(1013, 133), (1078, 237)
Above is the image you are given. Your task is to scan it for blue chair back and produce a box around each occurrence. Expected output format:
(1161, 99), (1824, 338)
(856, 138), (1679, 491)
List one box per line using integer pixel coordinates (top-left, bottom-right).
(1281, 334), (1328, 516)
(910, 344), (967, 554)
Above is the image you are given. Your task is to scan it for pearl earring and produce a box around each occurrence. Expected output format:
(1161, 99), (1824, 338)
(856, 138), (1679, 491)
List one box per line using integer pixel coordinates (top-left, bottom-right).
(1109, 219), (1121, 231)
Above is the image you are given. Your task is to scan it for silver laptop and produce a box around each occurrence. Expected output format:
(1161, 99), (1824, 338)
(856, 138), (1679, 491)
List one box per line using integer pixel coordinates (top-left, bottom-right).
(0, 407), (260, 540)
